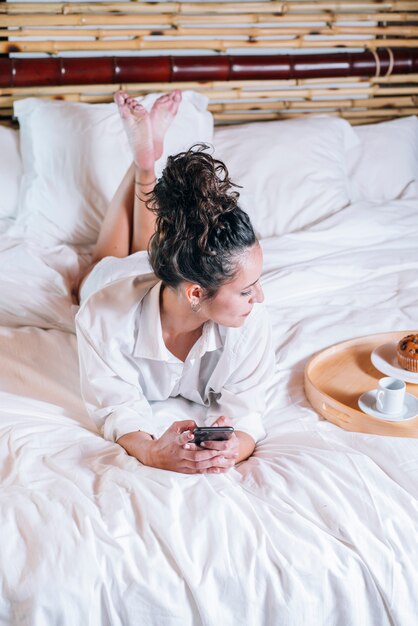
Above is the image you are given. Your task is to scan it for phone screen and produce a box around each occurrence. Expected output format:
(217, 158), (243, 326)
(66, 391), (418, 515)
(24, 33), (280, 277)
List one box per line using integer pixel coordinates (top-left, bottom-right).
(192, 426), (234, 446)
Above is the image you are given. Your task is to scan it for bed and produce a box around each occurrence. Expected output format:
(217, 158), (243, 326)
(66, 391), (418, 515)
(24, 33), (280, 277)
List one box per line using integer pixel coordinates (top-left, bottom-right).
(1, 80), (418, 625)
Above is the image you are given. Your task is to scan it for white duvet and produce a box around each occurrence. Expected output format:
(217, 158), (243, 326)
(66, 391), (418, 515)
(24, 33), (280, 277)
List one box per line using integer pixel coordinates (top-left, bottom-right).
(0, 198), (418, 626)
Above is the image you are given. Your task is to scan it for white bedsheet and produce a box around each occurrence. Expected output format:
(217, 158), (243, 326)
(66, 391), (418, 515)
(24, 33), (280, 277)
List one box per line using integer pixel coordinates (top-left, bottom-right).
(0, 198), (417, 625)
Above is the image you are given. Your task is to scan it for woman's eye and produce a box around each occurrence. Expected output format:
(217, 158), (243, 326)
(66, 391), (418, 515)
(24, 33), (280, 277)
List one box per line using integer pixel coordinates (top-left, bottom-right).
(241, 290), (252, 297)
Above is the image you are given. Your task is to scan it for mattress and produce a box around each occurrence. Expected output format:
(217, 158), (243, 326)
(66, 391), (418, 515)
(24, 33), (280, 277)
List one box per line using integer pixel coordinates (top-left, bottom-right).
(0, 197), (417, 625)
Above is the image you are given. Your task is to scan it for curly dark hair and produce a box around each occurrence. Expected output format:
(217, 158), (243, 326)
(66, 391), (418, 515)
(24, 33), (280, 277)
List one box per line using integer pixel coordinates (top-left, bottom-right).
(146, 144), (257, 298)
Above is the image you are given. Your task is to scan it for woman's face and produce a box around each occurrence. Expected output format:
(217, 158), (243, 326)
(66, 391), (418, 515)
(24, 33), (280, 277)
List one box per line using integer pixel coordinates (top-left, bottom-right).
(201, 243), (264, 328)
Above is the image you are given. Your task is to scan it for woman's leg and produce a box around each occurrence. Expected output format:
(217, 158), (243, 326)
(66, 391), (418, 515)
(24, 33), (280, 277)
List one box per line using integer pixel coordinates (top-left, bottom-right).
(131, 90), (182, 253)
(74, 89), (182, 301)
(74, 97), (154, 298)
(73, 160), (137, 300)
(92, 161), (135, 262)
(75, 89), (183, 298)
(92, 89), (182, 260)
(91, 93), (155, 264)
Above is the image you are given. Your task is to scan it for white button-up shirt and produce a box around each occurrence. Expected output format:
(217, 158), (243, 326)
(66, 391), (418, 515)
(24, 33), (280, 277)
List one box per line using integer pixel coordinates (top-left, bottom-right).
(76, 253), (275, 443)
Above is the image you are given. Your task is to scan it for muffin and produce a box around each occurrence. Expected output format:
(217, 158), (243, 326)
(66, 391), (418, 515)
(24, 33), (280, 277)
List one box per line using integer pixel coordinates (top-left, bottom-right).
(397, 333), (418, 372)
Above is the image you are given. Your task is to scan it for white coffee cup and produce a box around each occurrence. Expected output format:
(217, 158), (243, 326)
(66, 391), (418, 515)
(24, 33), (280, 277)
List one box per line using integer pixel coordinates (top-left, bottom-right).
(375, 377), (406, 415)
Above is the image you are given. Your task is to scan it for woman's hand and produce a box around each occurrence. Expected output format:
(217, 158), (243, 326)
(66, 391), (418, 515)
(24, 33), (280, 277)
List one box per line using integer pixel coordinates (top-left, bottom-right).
(203, 416), (239, 472)
(183, 416), (240, 474)
(118, 416), (255, 474)
(118, 420), (227, 474)
(192, 416), (256, 471)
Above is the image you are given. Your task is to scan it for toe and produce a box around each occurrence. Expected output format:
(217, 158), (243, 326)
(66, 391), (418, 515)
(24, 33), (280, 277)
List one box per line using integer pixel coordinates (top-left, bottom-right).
(156, 93), (170, 105)
(114, 90), (126, 106)
(132, 104), (149, 120)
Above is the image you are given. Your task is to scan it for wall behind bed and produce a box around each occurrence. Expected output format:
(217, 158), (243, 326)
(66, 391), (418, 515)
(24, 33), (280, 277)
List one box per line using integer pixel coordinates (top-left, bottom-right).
(1, 0), (418, 125)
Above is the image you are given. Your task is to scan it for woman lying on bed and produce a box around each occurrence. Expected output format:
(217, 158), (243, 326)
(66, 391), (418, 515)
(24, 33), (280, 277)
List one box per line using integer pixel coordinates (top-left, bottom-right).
(76, 90), (275, 474)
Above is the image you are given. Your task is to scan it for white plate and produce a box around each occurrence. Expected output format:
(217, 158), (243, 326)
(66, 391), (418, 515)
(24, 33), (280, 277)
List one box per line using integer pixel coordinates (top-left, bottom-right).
(371, 341), (418, 385)
(358, 390), (418, 421)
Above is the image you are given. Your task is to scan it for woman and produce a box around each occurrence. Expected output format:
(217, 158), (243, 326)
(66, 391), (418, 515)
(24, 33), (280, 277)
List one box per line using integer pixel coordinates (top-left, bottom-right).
(76, 90), (275, 475)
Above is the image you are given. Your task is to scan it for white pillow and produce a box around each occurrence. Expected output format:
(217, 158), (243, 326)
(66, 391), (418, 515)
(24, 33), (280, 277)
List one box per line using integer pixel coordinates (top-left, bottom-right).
(12, 92), (213, 245)
(347, 116), (418, 203)
(0, 125), (22, 220)
(212, 116), (359, 238)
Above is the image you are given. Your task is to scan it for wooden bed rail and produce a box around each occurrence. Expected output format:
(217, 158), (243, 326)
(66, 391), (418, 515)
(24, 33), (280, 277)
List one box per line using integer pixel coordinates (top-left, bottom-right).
(1, 50), (418, 87)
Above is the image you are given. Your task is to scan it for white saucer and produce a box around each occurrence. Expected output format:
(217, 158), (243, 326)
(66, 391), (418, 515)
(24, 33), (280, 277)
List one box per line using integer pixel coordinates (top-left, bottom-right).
(371, 341), (418, 385)
(358, 390), (418, 421)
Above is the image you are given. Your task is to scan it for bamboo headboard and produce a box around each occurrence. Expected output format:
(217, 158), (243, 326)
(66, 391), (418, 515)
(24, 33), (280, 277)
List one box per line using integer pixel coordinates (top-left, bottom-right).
(2, 0), (418, 125)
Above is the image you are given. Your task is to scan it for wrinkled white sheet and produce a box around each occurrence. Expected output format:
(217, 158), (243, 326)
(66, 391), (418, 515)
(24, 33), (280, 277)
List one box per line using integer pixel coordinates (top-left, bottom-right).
(0, 235), (89, 331)
(0, 198), (418, 625)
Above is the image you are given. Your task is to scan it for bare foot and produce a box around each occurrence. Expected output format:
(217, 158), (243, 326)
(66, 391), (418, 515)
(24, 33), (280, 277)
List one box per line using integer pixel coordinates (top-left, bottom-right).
(114, 90), (154, 171)
(150, 90), (182, 160)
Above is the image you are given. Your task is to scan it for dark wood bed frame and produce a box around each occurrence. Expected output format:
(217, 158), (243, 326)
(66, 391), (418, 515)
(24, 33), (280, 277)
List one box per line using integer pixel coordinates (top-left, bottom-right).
(1, 50), (418, 87)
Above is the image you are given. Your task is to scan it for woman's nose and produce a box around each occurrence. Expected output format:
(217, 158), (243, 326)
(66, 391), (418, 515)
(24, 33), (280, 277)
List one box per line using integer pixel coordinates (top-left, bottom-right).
(251, 282), (264, 304)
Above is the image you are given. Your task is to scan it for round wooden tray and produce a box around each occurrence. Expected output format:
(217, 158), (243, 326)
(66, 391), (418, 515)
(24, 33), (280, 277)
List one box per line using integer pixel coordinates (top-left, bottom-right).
(304, 331), (418, 438)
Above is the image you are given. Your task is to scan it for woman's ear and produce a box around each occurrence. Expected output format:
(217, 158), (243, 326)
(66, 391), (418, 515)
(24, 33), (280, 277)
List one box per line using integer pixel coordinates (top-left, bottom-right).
(184, 283), (203, 304)
(184, 284), (205, 313)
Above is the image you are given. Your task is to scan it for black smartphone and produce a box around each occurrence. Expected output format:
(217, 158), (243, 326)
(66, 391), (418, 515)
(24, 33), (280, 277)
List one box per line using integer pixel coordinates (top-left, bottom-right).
(192, 426), (234, 446)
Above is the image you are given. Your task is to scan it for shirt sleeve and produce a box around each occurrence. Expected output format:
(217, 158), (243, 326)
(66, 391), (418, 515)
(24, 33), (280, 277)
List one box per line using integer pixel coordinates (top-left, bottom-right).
(206, 305), (275, 443)
(76, 312), (155, 443)
(79, 251), (153, 304)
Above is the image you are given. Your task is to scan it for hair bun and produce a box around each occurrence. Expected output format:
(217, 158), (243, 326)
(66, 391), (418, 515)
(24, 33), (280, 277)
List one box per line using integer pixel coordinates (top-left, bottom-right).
(147, 144), (256, 295)
(148, 144), (241, 251)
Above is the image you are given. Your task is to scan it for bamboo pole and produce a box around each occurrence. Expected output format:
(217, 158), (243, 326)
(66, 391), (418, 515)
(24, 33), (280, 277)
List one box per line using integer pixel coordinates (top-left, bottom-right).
(3, 13), (418, 28)
(3, 92), (415, 110)
(4, 38), (418, 54)
(295, 74), (418, 85)
(374, 74), (418, 83)
(344, 107), (418, 116)
(0, 2), (274, 15)
(1, 15), (175, 27)
(348, 118), (392, 125)
(0, 78), (381, 96)
(2, 89), (418, 107)
(0, 80), (318, 98)
(6, 25), (418, 39)
(138, 94), (416, 109)
(295, 75), (418, 86)
(2, 95), (416, 118)
(209, 95), (417, 110)
(3, 81), (418, 100)
(2, 2), (418, 16)
(1, 97), (406, 127)
(211, 108), (418, 123)
(170, 86), (418, 99)
(218, 112), (414, 123)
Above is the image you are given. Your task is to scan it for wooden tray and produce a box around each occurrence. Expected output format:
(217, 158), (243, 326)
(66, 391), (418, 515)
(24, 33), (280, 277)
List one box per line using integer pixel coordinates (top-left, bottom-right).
(304, 331), (418, 438)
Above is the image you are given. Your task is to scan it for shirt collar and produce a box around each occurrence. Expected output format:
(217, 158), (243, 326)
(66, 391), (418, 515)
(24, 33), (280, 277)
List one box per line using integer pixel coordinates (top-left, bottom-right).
(133, 282), (223, 362)
(193, 320), (222, 359)
(134, 281), (174, 361)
